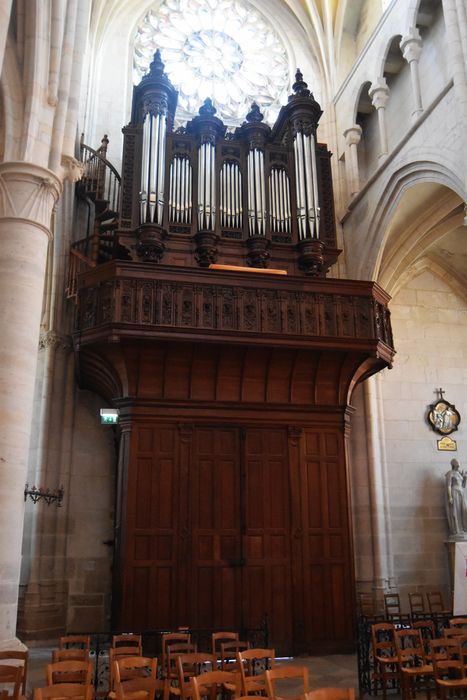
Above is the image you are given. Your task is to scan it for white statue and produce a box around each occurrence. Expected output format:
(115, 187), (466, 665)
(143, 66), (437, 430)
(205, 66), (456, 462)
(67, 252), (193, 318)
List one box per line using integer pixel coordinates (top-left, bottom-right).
(445, 459), (467, 538)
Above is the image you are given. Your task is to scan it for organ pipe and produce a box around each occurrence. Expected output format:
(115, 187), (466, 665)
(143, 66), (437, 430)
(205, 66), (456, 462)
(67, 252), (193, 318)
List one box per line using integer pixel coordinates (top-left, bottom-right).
(169, 155), (193, 223)
(220, 161), (242, 228)
(140, 112), (167, 225)
(197, 141), (216, 230)
(269, 167), (291, 233)
(293, 130), (320, 239)
(247, 148), (266, 236)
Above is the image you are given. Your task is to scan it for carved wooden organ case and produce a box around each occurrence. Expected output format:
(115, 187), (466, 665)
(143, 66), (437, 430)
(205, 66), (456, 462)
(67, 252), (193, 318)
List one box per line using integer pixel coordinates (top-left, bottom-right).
(118, 50), (339, 275)
(74, 50), (395, 654)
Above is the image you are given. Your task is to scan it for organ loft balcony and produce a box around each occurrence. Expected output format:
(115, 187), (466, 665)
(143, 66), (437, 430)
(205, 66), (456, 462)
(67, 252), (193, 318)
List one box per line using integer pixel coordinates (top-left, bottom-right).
(69, 50), (395, 390)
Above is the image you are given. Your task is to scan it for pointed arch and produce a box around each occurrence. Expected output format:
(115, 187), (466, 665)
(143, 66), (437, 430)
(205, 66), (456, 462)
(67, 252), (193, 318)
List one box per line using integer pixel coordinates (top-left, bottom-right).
(354, 157), (466, 281)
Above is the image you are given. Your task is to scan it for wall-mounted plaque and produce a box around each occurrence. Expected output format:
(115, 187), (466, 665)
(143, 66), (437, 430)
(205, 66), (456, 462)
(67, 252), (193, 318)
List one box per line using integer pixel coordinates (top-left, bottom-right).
(438, 436), (457, 451)
(428, 389), (461, 435)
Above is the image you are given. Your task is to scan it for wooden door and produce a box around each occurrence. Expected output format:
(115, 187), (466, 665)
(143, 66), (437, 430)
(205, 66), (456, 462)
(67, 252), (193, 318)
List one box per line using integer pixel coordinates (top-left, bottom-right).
(117, 421), (353, 653)
(189, 427), (243, 630)
(188, 426), (292, 651)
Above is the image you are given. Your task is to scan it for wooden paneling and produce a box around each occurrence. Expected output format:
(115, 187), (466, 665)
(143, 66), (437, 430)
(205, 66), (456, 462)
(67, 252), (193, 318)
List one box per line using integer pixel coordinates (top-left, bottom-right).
(121, 424), (180, 630)
(117, 419), (355, 653)
(243, 428), (292, 653)
(299, 427), (355, 652)
(189, 427), (242, 630)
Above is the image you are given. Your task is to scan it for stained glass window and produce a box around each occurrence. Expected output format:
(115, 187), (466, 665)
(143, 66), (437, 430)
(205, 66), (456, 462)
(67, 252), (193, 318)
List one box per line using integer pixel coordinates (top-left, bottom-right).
(133, 0), (290, 126)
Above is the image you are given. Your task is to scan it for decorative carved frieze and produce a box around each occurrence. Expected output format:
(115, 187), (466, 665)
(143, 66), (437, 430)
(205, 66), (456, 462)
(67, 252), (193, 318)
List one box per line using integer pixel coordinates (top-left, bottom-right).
(77, 268), (394, 361)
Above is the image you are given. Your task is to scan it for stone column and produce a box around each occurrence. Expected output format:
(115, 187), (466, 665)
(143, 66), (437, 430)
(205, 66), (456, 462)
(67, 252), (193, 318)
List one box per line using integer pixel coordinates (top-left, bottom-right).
(343, 125), (362, 197)
(400, 28), (424, 120)
(442, 0), (467, 224)
(0, 162), (61, 647)
(363, 374), (395, 596)
(0, 0), (12, 74)
(369, 78), (390, 161)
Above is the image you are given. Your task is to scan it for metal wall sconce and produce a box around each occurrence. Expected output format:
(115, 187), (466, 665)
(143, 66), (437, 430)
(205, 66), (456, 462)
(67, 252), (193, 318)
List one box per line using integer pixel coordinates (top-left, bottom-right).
(24, 484), (64, 507)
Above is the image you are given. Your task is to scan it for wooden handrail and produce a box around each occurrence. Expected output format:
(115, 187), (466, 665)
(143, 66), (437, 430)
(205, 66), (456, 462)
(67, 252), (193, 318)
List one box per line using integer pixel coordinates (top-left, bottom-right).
(79, 134), (121, 213)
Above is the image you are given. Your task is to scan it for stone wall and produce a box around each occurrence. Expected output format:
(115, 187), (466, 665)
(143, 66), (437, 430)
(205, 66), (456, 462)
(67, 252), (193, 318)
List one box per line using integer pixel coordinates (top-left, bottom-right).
(351, 267), (467, 610)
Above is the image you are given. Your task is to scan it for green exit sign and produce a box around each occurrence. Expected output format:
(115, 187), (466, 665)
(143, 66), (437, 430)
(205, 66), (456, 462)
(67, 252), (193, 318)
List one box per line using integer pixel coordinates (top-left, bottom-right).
(100, 409), (119, 425)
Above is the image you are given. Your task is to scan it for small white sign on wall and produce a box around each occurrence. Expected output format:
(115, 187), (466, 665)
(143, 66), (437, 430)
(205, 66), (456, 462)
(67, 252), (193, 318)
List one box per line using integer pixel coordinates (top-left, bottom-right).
(454, 541), (467, 615)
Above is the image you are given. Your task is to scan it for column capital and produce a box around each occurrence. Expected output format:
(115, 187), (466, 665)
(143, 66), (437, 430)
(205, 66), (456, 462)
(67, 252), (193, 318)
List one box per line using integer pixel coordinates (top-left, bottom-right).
(400, 27), (423, 63)
(369, 78), (389, 110)
(38, 330), (72, 351)
(0, 162), (62, 237)
(343, 124), (362, 147)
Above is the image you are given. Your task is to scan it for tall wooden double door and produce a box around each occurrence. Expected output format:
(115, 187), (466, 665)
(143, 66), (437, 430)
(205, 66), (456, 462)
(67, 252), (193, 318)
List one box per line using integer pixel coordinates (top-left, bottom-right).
(116, 420), (355, 654)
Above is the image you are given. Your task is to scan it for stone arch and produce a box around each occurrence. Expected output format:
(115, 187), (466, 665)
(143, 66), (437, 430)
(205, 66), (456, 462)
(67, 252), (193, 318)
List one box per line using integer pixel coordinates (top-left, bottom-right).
(356, 157), (465, 280)
(377, 33), (404, 80)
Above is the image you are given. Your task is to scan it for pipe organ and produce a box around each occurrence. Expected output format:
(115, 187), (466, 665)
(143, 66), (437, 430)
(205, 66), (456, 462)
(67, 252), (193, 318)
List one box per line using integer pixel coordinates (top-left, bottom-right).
(75, 48), (395, 656)
(119, 50), (340, 275)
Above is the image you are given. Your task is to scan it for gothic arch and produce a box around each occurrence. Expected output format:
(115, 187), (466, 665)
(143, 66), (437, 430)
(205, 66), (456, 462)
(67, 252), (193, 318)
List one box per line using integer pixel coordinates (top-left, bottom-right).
(355, 158), (465, 280)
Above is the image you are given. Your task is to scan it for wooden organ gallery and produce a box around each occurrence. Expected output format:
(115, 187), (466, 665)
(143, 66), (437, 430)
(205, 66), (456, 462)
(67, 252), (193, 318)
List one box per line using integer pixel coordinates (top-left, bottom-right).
(73, 51), (395, 654)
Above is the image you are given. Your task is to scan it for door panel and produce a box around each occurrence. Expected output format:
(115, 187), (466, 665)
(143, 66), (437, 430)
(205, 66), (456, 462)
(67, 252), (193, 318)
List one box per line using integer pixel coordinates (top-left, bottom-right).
(189, 427), (243, 629)
(243, 429), (292, 653)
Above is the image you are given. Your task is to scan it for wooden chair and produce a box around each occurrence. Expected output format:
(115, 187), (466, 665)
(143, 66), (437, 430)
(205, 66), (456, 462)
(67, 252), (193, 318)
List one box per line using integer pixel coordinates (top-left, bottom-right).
(113, 635), (143, 653)
(384, 593), (409, 623)
(161, 634), (191, 679)
(430, 638), (462, 664)
(191, 671), (240, 700)
(450, 618), (467, 630)
(167, 644), (197, 684)
(110, 647), (144, 693)
(220, 642), (249, 672)
(0, 650), (28, 696)
(236, 648), (275, 695)
(357, 592), (378, 618)
(265, 666), (310, 699)
(305, 689), (356, 700)
(59, 636), (91, 651)
(409, 592), (426, 619)
(46, 660), (93, 686)
(371, 622), (399, 700)
(52, 650), (89, 663)
(211, 633), (239, 658)
(414, 620), (437, 661)
(176, 654), (217, 700)
(115, 678), (168, 700)
(427, 592), (452, 617)
(115, 657), (158, 684)
(395, 628), (433, 700)
(444, 628), (465, 639)
(433, 659), (467, 700)
(34, 685), (93, 700)
(0, 664), (23, 700)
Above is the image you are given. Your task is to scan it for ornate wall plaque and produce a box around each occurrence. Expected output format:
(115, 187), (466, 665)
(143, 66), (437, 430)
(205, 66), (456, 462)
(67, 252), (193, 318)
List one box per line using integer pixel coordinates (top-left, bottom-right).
(428, 388), (461, 435)
(438, 436), (457, 451)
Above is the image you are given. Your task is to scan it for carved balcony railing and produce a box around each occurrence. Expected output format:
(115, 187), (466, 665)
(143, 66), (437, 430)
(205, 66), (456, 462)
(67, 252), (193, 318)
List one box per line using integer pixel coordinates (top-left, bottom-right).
(75, 262), (394, 362)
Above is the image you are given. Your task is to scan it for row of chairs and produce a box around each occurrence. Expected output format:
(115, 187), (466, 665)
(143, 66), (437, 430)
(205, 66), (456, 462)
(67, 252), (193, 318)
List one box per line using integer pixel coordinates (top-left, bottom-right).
(18, 633), (356, 700)
(372, 617), (467, 700)
(359, 589), (451, 620)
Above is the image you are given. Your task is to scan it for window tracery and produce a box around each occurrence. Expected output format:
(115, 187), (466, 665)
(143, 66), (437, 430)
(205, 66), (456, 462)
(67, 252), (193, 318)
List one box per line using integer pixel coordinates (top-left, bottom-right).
(133, 0), (290, 126)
